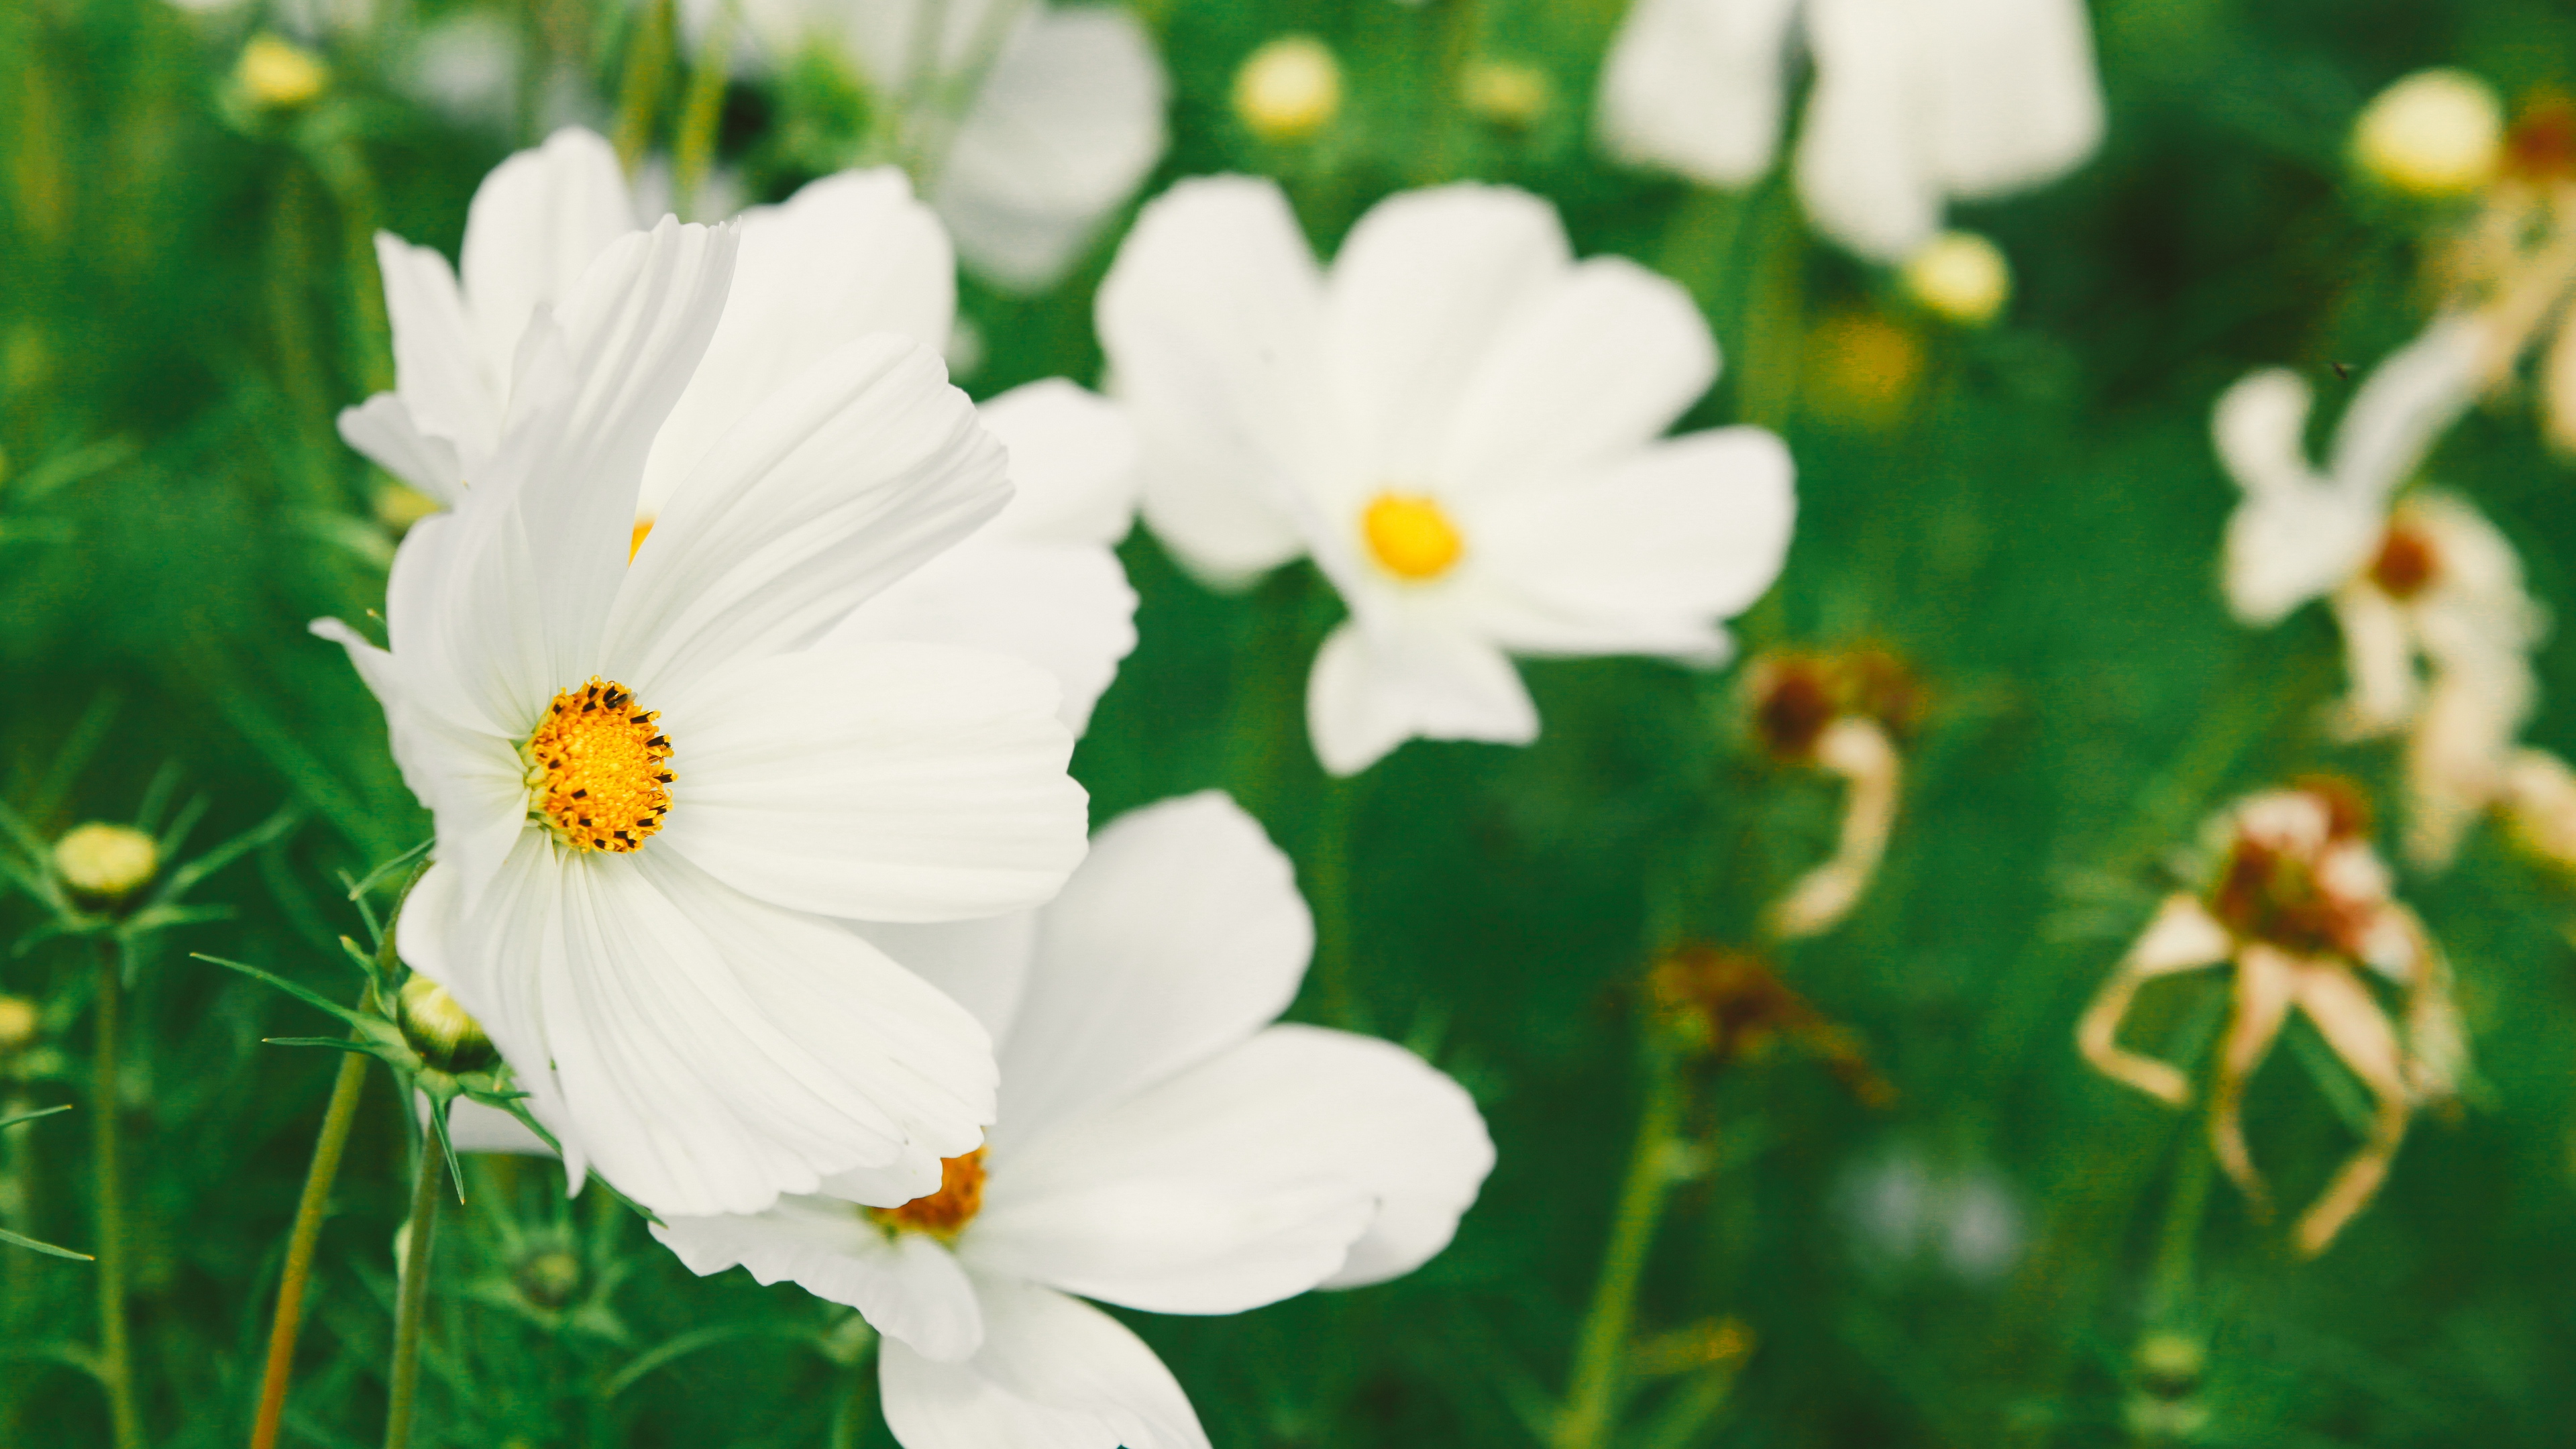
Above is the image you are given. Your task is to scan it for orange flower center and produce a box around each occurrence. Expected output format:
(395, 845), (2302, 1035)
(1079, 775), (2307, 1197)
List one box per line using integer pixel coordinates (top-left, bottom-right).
(521, 679), (674, 854)
(2368, 523), (2438, 599)
(1362, 492), (1463, 582)
(869, 1150), (986, 1240)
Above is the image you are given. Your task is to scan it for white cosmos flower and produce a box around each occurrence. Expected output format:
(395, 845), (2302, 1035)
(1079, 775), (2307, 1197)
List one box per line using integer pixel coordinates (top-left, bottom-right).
(2213, 317), (2547, 866)
(1097, 176), (1796, 775)
(317, 215), (1091, 1218)
(690, 0), (1169, 291)
(652, 792), (1495, 1448)
(343, 126), (1139, 730)
(1595, 0), (2104, 262)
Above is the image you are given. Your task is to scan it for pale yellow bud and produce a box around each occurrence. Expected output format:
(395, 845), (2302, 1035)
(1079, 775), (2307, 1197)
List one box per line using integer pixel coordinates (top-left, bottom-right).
(239, 34), (329, 110)
(0, 996), (38, 1055)
(52, 823), (158, 903)
(1901, 231), (2012, 327)
(1234, 36), (1340, 142)
(2353, 68), (2502, 197)
(1460, 58), (1550, 129)
(372, 480), (443, 535)
(398, 975), (494, 1073)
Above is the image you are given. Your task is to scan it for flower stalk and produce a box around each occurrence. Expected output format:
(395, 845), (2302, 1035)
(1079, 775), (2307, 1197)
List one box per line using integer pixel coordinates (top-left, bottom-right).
(92, 938), (142, 1449)
(382, 1140), (443, 1449)
(1550, 1046), (1686, 1449)
(247, 1048), (369, 1449)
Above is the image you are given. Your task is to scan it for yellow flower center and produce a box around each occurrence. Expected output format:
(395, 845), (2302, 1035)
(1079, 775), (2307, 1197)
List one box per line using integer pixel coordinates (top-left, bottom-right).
(1362, 492), (1463, 582)
(868, 1150), (986, 1241)
(629, 517), (654, 562)
(522, 679), (674, 853)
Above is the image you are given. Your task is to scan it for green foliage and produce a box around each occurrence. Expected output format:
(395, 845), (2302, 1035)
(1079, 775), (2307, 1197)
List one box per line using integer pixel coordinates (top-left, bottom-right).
(4, 0), (2576, 1444)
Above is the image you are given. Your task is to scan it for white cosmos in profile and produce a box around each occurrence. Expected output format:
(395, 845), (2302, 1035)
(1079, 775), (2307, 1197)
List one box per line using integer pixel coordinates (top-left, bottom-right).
(2214, 315), (2548, 865)
(342, 126), (1139, 730)
(1595, 0), (2104, 262)
(1097, 176), (1796, 775)
(648, 792), (1494, 1448)
(318, 216), (1091, 1217)
(685, 0), (1169, 291)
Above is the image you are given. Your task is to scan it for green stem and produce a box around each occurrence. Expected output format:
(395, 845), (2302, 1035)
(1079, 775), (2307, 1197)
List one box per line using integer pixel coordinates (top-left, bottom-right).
(382, 1142), (441, 1449)
(670, 3), (735, 218)
(610, 0), (676, 172)
(1310, 773), (1358, 1027)
(93, 940), (142, 1449)
(248, 1048), (370, 1449)
(1552, 1050), (1688, 1449)
(1732, 187), (1808, 434)
(2149, 1097), (2218, 1320)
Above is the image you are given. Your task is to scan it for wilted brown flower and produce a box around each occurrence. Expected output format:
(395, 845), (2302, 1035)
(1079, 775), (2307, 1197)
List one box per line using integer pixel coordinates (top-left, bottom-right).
(1747, 649), (1923, 938)
(1651, 945), (1894, 1106)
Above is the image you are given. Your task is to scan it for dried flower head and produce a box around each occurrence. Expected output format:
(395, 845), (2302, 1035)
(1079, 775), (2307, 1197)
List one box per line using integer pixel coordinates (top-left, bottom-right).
(1650, 945), (1894, 1104)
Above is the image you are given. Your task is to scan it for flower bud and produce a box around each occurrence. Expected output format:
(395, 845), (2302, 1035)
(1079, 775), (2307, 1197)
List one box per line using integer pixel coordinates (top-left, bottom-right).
(372, 480), (443, 535)
(1460, 58), (1550, 129)
(1234, 36), (1340, 143)
(52, 823), (158, 906)
(1901, 231), (2011, 327)
(1803, 311), (1924, 429)
(237, 34), (330, 111)
(398, 975), (494, 1073)
(2353, 68), (2502, 197)
(0, 996), (37, 1057)
(515, 1247), (582, 1309)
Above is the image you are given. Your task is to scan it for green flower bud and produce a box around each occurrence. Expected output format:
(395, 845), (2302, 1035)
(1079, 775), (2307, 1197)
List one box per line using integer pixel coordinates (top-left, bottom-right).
(398, 975), (495, 1074)
(52, 822), (158, 906)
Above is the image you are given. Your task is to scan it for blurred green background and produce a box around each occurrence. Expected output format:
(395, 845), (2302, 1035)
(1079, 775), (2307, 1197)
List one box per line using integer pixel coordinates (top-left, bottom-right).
(6, 0), (2576, 1444)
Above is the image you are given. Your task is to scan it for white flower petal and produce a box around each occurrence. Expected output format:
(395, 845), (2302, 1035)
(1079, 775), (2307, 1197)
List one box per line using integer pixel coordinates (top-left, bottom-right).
(932, 6), (1169, 291)
(375, 231), (499, 483)
(337, 394), (466, 506)
(604, 333), (1009, 690)
(460, 127), (638, 394)
(992, 792), (1310, 1153)
(1324, 184), (1570, 486)
(2222, 486), (2383, 627)
(971, 1026), (1487, 1311)
(1097, 176), (1323, 584)
(653, 641), (1087, 923)
(1438, 257), (1718, 495)
(1921, 0), (2104, 199)
(409, 837), (998, 1217)
(655, 1197), (985, 1361)
(2328, 313), (2483, 502)
(821, 534), (1137, 734)
(2212, 369), (2317, 501)
(1596, 0), (1799, 186)
(639, 167), (957, 515)
(1793, 0), (1942, 262)
(443, 1097), (555, 1155)
(1305, 621), (1538, 776)
(1457, 426), (1793, 659)
(879, 1279), (1208, 1449)
(975, 380), (1141, 545)
(852, 910), (1044, 1044)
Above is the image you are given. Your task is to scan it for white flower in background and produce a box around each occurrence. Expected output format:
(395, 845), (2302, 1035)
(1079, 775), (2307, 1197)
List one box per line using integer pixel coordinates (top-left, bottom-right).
(691, 0), (1169, 291)
(1595, 0), (2104, 262)
(1837, 1144), (2025, 1285)
(1098, 177), (1796, 775)
(2078, 784), (2461, 1256)
(2214, 317), (2548, 865)
(652, 792), (1495, 1448)
(316, 216), (1091, 1216)
(343, 127), (1140, 730)
(2353, 68), (2504, 198)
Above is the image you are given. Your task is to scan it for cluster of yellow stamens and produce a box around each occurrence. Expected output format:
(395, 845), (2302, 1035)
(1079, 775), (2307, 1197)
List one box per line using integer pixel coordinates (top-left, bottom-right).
(1362, 491), (1464, 582)
(868, 1150), (987, 1240)
(522, 678), (674, 853)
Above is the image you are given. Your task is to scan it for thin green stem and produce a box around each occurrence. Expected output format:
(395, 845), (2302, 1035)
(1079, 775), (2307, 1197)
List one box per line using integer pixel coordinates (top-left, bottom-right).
(1552, 1049), (1688, 1449)
(248, 1047), (370, 1449)
(610, 0), (676, 172)
(382, 1142), (442, 1449)
(93, 939), (142, 1449)
(671, 3), (735, 218)
(2149, 1091), (2219, 1320)
(1310, 773), (1358, 1027)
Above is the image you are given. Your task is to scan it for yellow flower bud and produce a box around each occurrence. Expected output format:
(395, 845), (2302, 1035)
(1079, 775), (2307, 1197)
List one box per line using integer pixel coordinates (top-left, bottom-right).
(1460, 58), (1550, 129)
(1901, 231), (2012, 327)
(0, 996), (38, 1056)
(2353, 68), (2502, 197)
(372, 480), (443, 535)
(398, 975), (494, 1073)
(52, 823), (158, 904)
(1234, 36), (1340, 143)
(238, 34), (329, 111)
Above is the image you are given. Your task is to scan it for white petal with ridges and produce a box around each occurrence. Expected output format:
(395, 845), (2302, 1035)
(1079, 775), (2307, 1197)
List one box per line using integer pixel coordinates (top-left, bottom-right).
(1305, 621), (1539, 775)
(1597, 0), (1799, 186)
(879, 1278), (1209, 1449)
(460, 127), (637, 394)
(655, 1198), (986, 1360)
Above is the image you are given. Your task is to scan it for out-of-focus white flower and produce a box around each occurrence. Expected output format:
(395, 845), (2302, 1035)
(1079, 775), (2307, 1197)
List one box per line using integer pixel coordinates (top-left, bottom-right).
(2435, 100), (2576, 453)
(1596, 0), (2103, 262)
(694, 0), (1169, 291)
(1900, 230), (2010, 327)
(315, 215), (1091, 1218)
(652, 793), (1494, 1448)
(403, 10), (521, 132)
(2078, 784), (2459, 1256)
(1099, 177), (1795, 775)
(342, 127), (1140, 731)
(1838, 1144), (2025, 1285)
(2353, 68), (2504, 198)
(1233, 35), (1341, 142)
(2214, 319), (2546, 866)
(2502, 748), (2576, 870)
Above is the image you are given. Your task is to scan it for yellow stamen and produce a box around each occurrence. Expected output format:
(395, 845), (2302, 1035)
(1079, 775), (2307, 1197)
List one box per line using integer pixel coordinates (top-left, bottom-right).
(1362, 492), (1463, 582)
(868, 1150), (986, 1240)
(522, 678), (674, 853)
(629, 517), (655, 562)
